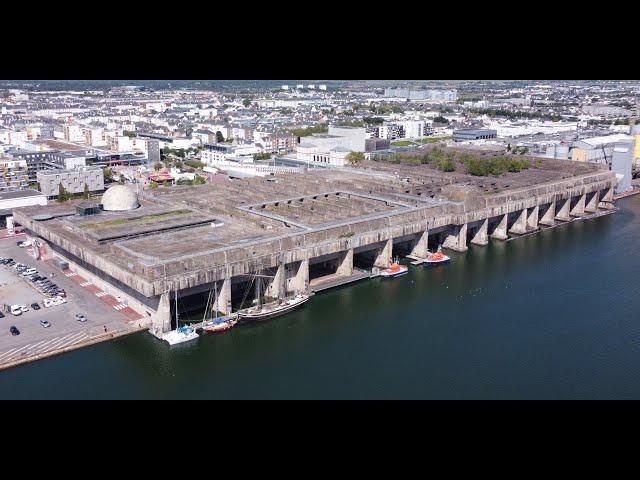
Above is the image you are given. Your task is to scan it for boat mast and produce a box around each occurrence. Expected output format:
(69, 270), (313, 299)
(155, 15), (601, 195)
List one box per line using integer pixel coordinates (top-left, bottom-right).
(214, 282), (219, 319)
(175, 288), (178, 329)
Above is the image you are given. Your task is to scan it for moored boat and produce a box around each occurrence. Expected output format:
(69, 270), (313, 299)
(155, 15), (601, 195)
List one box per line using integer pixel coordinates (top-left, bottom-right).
(238, 294), (310, 322)
(163, 326), (199, 345)
(424, 247), (450, 266)
(203, 315), (239, 334)
(379, 262), (409, 278)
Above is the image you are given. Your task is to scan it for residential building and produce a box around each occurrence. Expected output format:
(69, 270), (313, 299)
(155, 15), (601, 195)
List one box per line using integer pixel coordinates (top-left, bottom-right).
(36, 166), (105, 198)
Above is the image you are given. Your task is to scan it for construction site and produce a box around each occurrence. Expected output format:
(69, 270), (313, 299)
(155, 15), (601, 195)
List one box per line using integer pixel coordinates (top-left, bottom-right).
(12, 156), (618, 336)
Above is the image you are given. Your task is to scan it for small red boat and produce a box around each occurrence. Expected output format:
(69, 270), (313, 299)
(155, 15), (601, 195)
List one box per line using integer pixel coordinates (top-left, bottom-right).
(380, 262), (409, 278)
(424, 248), (451, 266)
(203, 315), (238, 334)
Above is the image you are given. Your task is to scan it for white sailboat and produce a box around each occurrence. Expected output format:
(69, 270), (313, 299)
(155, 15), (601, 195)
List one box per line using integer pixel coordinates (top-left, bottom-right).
(163, 290), (199, 345)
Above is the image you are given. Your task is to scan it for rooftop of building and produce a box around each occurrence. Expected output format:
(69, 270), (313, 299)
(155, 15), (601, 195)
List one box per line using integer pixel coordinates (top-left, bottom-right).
(0, 189), (46, 201)
(13, 156), (610, 287)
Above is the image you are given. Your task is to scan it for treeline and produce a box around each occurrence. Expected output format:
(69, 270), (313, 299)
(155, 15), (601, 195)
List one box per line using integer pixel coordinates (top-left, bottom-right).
(371, 148), (531, 176)
(371, 147), (455, 172)
(470, 108), (562, 122)
(461, 154), (530, 176)
(289, 125), (328, 137)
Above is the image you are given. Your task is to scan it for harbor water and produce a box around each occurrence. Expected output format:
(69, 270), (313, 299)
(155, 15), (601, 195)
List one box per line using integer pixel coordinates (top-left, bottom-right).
(1, 195), (640, 399)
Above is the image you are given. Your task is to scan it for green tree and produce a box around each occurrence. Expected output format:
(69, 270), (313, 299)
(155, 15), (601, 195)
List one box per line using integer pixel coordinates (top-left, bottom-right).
(149, 181), (158, 190)
(346, 151), (365, 165)
(103, 167), (113, 182)
(216, 131), (225, 143)
(154, 162), (162, 171)
(122, 130), (136, 138)
(193, 175), (206, 185)
(84, 183), (90, 199)
(57, 184), (70, 203)
(242, 98), (252, 107)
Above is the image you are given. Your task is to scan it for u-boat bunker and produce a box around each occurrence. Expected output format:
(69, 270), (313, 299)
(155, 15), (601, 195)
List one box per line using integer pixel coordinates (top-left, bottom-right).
(12, 158), (617, 334)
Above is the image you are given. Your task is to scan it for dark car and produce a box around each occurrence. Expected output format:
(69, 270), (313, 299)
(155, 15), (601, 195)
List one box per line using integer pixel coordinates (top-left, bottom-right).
(10, 326), (19, 336)
(31, 303), (41, 311)
(0, 311), (4, 318)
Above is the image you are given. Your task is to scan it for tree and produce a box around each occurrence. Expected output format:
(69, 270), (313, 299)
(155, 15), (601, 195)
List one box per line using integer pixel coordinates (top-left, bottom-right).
(154, 162), (162, 171)
(193, 175), (206, 185)
(216, 131), (225, 143)
(84, 183), (90, 199)
(346, 151), (365, 165)
(242, 98), (252, 107)
(185, 125), (194, 137)
(57, 184), (70, 203)
(122, 130), (136, 138)
(149, 181), (158, 190)
(103, 167), (113, 183)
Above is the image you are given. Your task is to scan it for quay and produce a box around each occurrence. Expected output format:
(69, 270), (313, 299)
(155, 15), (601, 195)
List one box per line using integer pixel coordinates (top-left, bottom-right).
(11, 158), (618, 340)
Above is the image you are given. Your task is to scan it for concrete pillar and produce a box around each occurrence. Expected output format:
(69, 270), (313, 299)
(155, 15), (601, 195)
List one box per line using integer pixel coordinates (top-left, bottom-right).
(287, 259), (309, 294)
(570, 194), (586, 217)
(442, 224), (468, 252)
(410, 230), (429, 258)
(213, 277), (232, 315)
(509, 209), (528, 235)
(491, 214), (509, 240)
(470, 219), (488, 246)
(539, 201), (556, 227)
(526, 206), (539, 231)
(555, 197), (571, 222)
(585, 191), (599, 213)
(374, 239), (393, 268)
(152, 291), (172, 334)
(265, 264), (285, 300)
(336, 249), (354, 276)
(601, 187), (614, 202)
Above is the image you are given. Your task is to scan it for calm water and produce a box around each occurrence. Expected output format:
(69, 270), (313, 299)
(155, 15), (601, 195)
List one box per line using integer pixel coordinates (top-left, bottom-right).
(2, 196), (640, 399)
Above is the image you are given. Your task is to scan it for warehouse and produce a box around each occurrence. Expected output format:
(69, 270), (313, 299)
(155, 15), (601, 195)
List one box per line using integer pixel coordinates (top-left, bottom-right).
(453, 129), (498, 141)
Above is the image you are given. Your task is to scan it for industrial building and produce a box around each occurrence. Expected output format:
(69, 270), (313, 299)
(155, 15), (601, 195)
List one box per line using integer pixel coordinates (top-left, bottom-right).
(0, 189), (47, 228)
(13, 159), (617, 337)
(453, 129), (498, 141)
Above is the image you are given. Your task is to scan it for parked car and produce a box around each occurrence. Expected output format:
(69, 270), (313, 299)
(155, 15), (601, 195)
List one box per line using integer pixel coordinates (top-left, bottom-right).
(9, 326), (20, 336)
(19, 305), (29, 313)
(75, 314), (87, 322)
(0, 311), (4, 318)
(40, 320), (51, 328)
(31, 303), (41, 311)
(10, 305), (22, 316)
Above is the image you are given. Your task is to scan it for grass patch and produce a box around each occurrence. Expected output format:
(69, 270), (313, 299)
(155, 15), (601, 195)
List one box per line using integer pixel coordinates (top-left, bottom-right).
(391, 140), (415, 147)
(80, 209), (191, 229)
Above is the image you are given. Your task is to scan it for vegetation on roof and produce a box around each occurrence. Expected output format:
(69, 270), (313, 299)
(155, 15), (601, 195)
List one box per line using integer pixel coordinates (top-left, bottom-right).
(80, 209), (192, 230)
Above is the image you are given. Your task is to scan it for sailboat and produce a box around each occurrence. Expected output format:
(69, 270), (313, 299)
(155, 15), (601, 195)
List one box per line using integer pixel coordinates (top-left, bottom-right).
(237, 270), (310, 322)
(203, 282), (238, 334)
(163, 290), (199, 345)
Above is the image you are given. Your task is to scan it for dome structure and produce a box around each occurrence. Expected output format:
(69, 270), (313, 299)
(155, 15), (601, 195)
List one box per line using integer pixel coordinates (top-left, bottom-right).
(101, 185), (139, 212)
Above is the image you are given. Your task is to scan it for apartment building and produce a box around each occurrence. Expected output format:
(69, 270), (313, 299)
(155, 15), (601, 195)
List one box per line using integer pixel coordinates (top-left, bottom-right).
(37, 166), (104, 198)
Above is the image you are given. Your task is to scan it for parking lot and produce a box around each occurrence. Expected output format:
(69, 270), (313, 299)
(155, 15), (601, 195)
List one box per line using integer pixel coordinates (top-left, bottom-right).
(0, 238), (135, 362)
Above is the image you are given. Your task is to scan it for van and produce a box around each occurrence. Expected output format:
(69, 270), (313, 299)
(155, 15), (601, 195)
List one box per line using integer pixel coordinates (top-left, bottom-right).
(10, 305), (22, 316)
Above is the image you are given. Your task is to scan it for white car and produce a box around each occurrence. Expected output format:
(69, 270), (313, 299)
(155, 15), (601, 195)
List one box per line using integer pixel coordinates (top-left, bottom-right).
(19, 305), (29, 313)
(10, 305), (22, 316)
(40, 320), (51, 328)
(75, 314), (87, 323)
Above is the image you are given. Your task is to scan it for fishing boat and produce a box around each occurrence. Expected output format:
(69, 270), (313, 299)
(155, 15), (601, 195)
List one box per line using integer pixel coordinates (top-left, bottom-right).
(424, 246), (450, 266)
(163, 326), (199, 345)
(379, 262), (409, 278)
(202, 283), (239, 334)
